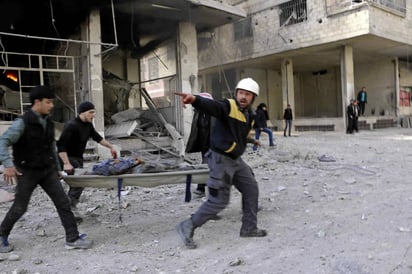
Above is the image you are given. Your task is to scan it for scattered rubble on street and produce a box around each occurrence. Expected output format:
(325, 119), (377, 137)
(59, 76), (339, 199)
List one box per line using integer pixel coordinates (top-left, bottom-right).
(1, 128), (412, 273)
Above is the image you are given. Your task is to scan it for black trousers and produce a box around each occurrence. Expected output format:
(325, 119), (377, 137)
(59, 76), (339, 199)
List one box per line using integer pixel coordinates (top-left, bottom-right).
(347, 117), (354, 133)
(191, 151), (259, 232)
(0, 167), (79, 242)
(66, 157), (84, 206)
(359, 102), (366, 115)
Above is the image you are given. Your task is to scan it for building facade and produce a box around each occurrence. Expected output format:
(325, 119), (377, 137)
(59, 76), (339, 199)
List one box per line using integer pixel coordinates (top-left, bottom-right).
(196, 0), (412, 131)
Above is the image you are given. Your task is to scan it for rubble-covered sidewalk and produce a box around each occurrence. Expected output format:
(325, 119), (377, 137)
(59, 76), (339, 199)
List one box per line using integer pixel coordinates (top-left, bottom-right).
(1, 128), (412, 274)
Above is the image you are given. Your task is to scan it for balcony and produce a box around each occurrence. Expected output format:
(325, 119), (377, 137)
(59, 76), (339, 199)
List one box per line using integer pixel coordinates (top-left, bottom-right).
(326, 0), (406, 17)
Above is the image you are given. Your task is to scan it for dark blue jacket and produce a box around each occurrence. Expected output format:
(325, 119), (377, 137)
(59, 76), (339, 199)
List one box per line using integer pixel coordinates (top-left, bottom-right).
(192, 96), (254, 159)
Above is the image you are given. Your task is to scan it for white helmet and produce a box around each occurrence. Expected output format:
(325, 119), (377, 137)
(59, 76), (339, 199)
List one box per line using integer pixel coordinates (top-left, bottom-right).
(235, 78), (259, 96)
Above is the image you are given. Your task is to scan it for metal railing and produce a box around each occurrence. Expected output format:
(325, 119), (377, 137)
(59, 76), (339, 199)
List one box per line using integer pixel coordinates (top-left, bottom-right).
(279, 0), (308, 27)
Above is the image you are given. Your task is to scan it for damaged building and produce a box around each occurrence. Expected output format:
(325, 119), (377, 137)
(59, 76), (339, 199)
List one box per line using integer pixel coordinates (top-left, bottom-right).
(0, 0), (411, 160)
(197, 0), (412, 131)
(0, 0), (245, 159)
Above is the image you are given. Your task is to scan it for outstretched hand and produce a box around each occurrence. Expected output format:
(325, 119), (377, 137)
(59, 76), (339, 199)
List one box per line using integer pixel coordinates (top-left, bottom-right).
(3, 166), (22, 185)
(175, 92), (196, 108)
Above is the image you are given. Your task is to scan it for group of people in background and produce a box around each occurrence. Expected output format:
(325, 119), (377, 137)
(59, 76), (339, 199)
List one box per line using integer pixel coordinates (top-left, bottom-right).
(347, 87), (368, 134)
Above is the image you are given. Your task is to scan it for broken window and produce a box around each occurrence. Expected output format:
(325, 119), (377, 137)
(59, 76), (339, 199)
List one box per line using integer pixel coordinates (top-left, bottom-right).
(148, 57), (159, 83)
(234, 17), (253, 41)
(400, 87), (411, 107)
(279, 0), (307, 27)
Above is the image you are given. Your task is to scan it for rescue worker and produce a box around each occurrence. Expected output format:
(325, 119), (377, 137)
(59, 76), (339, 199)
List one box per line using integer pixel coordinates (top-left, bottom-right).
(0, 86), (93, 252)
(175, 77), (267, 249)
(57, 101), (117, 217)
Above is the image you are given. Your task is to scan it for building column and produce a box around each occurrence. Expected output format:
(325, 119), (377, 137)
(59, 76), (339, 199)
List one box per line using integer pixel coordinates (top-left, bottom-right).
(281, 58), (295, 111)
(88, 9), (104, 133)
(126, 58), (141, 109)
(340, 45), (355, 127)
(177, 22), (198, 138)
(393, 58), (400, 117)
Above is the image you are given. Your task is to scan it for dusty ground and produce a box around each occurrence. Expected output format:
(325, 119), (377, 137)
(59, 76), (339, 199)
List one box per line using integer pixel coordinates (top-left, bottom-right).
(1, 128), (412, 274)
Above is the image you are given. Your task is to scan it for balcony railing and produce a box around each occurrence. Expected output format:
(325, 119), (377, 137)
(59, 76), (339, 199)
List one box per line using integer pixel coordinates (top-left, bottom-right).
(326, 0), (406, 16)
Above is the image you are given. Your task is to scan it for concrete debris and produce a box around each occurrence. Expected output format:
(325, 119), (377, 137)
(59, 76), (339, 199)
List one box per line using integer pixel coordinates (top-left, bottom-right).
(318, 154), (336, 162)
(35, 229), (46, 237)
(229, 257), (244, 266)
(8, 254), (21, 261)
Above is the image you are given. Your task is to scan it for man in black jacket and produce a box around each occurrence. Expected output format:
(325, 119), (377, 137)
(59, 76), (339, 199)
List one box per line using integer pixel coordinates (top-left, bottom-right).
(57, 101), (117, 210)
(185, 92), (213, 197)
(346, 99), (356, 134)
(253, 102), (274, 150)
(0, 86), (93, 252)
(283, 104), (293, 137)
(175, 78), (267, 249)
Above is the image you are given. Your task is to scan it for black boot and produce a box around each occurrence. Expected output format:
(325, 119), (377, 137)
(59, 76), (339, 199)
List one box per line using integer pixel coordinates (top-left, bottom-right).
(240, 227), (267, 237)
(176, 218), (196, 249)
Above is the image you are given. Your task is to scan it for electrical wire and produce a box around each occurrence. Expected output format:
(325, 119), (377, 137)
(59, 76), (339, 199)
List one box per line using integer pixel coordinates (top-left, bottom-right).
(210, 33), (233, 97)
(49, 0), (61, 38)
(130, 2), (137, 48)
(0, 36), (7, 73)
(110, 0), (118, 46)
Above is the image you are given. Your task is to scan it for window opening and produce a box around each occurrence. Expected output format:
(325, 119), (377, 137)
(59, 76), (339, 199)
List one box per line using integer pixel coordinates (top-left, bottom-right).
(234, 17), (253, 41)
(279, 0), (307, 27)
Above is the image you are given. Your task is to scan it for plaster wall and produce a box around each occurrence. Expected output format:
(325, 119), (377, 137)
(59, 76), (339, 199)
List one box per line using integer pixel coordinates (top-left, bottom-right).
(267, 70), (283, 121)
(354, 58), (396, 116)
(199, 0), (370, 69)
(297, 67), (342, 118)
(198, 0), (412, 69)
(369, 4), (412, 44)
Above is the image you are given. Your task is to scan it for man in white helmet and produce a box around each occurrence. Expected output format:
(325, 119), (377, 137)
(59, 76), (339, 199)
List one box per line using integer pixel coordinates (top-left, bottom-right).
(175, 77), (267, 249)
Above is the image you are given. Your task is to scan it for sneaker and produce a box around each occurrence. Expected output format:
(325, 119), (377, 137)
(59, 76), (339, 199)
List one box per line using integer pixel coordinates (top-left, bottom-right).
(0, 236), (13, 253)
(240, 228), (267, 237)
(65, 234), (93, 250)
(176, 219), (196, 249)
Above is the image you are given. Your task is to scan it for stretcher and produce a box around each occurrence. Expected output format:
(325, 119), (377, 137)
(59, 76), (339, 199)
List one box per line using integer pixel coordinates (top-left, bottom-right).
(62, 166), (210, 221)
(63, 168), (209, 189)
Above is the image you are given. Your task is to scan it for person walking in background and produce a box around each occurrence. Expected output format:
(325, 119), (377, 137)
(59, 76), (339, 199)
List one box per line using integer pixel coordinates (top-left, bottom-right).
(253, 102), (274, 150)
(175, 77), (266, 249)
(357, 87), (367, 116)
(283, 104), (293, 137)
(346, 99), (355, 134)
(352, 100), (360, 133)
(0, 86), (93, 253)
(185, 92), (214, 197)
(57, 101), (117, 215)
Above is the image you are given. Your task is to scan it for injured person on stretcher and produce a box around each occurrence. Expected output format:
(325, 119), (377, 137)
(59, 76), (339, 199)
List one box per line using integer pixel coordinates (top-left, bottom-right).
(88, 157), (145, 176)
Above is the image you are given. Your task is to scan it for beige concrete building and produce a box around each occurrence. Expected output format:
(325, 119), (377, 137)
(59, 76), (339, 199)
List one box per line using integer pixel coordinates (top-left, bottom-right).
(0, 0), (411, 154)
(197, 0), (412, 132)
